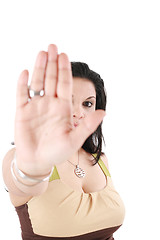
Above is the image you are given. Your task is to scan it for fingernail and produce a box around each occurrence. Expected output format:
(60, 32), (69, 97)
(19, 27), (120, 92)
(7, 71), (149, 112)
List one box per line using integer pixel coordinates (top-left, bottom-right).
(48, 44), (58, 61)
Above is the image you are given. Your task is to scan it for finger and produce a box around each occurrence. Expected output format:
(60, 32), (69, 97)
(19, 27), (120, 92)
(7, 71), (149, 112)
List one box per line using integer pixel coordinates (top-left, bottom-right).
(16, 70), (29, 108)
(45, 44), (58, 97)
(30, 51), (47, 97)
(57, 53), (72, 103)
(69, 110), (106, 151)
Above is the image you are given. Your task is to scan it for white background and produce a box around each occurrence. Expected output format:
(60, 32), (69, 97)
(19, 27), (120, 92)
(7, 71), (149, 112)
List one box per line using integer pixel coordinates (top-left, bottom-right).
(0, 0), (160, 239)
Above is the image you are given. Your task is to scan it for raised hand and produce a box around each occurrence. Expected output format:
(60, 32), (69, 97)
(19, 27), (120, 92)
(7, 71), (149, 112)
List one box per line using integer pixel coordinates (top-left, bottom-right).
(14, 44), (106, 176)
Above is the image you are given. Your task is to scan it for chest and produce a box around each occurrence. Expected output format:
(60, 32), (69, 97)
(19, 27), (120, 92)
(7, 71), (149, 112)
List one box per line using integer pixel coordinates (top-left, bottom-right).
(27, 177), (125, 238)
(56, 160), (107, 193)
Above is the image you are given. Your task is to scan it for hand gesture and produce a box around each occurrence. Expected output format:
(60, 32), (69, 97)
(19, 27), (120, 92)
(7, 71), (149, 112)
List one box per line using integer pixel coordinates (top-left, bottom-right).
(14, 44), (106, 176)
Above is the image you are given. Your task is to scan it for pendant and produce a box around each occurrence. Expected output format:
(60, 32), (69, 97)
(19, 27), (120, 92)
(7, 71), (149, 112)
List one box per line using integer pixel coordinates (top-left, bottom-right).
(74, 165), (85, 178)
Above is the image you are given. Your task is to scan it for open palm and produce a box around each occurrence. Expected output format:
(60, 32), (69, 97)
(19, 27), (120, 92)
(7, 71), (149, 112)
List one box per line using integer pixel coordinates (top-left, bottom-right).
(14, 44), (106, 176)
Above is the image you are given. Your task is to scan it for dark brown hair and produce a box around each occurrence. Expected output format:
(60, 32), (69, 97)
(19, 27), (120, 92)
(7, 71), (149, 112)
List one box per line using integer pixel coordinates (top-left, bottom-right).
(71, 62), (107, 165)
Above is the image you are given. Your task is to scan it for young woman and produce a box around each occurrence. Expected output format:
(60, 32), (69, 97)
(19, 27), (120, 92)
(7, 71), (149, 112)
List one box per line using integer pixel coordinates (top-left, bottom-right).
(2, 44), (125, 240)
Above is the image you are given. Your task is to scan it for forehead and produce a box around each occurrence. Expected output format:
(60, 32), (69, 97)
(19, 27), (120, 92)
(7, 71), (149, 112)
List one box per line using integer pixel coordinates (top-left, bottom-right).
(72, 77), (96, 97)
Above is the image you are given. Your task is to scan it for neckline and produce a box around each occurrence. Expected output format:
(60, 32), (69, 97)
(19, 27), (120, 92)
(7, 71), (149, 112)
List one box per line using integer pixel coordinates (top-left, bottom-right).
(52, 154), (110, 195)
(58, 177), (109, 195)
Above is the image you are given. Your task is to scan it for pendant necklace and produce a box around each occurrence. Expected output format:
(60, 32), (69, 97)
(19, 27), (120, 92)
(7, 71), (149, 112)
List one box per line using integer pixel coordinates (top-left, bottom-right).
(67, 150), (86, 178)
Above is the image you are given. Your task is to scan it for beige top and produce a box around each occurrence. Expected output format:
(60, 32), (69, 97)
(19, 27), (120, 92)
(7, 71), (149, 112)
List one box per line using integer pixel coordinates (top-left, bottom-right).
(25, 156), (125, 238)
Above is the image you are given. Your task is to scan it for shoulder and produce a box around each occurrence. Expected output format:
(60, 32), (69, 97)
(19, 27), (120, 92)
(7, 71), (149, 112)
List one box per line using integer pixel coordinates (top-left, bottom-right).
(100, 153), (110, 170)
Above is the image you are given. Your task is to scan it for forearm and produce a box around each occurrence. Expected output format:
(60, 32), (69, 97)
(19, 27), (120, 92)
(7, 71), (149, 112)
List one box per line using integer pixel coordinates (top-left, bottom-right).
(2, 148), (49, 196)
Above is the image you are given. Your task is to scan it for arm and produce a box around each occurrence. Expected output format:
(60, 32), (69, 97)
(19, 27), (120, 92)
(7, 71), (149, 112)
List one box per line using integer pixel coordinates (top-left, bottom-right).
(2, 147), (49, 198)
(3, 44), (105, 206)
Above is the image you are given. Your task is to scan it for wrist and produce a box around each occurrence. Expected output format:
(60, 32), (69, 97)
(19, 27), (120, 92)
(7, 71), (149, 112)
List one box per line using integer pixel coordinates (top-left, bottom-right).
(11, 162), (49, 196)
(11, 151), (54, 186)
(16, 151), (53, 178)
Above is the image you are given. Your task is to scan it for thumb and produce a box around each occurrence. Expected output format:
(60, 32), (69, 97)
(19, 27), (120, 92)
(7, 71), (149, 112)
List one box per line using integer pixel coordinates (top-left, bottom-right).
(69, 109), (106, 150)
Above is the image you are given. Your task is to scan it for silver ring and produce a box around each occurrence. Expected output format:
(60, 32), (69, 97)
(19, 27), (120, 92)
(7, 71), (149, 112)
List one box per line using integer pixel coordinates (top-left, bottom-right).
(28, 85), (44, 98)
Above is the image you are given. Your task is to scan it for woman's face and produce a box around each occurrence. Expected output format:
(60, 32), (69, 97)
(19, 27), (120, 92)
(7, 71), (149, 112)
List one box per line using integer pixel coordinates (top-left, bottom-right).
(72, 77), (96, 127)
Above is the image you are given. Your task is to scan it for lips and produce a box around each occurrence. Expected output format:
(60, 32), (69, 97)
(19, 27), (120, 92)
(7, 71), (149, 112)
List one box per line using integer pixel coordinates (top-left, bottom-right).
(74, 123), (79, 127)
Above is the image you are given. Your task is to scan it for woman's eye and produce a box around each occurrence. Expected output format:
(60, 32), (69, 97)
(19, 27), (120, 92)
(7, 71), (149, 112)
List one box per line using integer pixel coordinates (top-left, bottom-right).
(83, 101), (93, 107)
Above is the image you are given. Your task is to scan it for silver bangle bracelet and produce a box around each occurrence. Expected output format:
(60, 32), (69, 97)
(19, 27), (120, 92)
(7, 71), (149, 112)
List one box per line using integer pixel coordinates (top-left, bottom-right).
(11, 151), (54, 184)
(10, 160), (41, 186)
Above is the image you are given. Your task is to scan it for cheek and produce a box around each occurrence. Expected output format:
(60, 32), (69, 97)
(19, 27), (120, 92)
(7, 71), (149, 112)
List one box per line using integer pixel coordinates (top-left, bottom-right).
(93, 104), (96, 111)
(87, 107), (95, 113)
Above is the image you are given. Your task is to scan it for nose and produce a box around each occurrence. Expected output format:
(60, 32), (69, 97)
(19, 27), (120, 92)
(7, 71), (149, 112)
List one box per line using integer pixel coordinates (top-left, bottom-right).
(73, 106), (85, 121)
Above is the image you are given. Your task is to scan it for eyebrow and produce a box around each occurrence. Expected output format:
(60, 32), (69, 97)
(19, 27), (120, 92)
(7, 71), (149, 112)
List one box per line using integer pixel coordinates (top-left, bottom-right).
(86, 96), (96, 100)
(72, 95), (96, 100)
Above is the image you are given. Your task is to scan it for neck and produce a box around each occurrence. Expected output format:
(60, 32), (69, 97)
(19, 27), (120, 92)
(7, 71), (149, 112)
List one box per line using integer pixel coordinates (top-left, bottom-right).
(68, 148), (93, 166)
